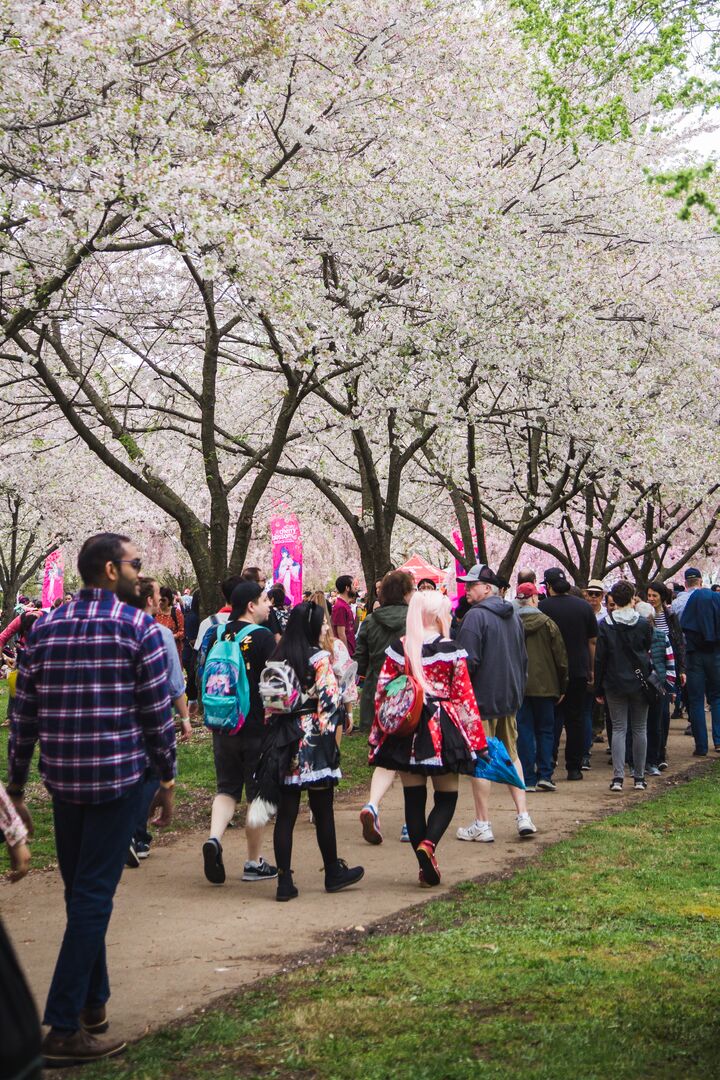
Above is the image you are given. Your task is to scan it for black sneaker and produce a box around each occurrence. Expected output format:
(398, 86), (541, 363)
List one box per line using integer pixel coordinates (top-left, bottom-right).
(633, 778), (647, 790)
(566, 769), (583, 781)
(242, 857), (278, 882)
(658, 761), (668, 771)
(536, 778), (557, 792)
(125, 842), (140, 869)
(581, 755), (591, 771)
(276, 868), (298, 902)
(684, 725), (693, 736)
(692, 749), (707, 757)
(202, 838), (226, 885)
(609, 778), (623, 792)
(325, 858), (364, 893)
(136, 841), (150, 859)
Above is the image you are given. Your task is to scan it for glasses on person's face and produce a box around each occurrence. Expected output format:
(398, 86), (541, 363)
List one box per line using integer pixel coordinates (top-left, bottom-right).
(586, 591), (603, 599)
(114, 558), (142, 572)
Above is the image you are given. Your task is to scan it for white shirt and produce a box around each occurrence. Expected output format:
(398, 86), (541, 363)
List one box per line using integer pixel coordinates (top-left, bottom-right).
(194, 612), (230, 650)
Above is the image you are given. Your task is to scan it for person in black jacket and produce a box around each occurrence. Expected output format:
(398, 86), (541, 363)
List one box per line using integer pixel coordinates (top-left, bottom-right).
(594, 580), (653, 792)
(646, 580), (686, 768)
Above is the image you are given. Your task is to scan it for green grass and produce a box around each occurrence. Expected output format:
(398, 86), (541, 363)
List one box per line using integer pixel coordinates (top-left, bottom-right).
(73, 762), (720, 1080)
(0, 684), (369, 872)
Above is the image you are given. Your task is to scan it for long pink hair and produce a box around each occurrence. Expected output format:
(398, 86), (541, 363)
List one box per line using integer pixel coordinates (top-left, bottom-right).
(403, 590), (451, 694)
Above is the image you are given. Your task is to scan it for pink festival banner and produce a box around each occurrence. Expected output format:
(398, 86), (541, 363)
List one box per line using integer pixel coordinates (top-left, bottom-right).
(42, 549), (64, 609)
(270, 515), (303, 607)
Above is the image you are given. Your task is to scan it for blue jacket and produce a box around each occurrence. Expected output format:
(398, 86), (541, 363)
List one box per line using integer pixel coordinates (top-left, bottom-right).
(681, 589), (720, 654)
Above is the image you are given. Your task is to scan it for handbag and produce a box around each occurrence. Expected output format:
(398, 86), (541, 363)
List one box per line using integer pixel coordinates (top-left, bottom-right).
(377, 673), (424, 737)
(608, 614), (665, 705)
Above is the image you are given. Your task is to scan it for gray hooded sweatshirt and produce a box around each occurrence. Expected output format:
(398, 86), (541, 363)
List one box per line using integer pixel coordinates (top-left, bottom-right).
(455, 596), (528, 719)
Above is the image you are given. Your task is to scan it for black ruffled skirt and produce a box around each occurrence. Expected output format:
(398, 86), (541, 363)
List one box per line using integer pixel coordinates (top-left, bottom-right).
(372, 704), (475, 776)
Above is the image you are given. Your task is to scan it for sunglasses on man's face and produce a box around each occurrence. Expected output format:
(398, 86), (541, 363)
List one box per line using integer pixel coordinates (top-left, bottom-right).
(114, 558), (142, 571)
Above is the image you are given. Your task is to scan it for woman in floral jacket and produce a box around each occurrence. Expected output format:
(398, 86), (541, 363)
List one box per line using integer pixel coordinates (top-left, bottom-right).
(371, 590), (487, 888)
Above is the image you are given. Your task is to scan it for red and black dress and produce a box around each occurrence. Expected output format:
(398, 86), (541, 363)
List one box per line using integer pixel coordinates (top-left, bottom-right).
(369, 635), (486, 774)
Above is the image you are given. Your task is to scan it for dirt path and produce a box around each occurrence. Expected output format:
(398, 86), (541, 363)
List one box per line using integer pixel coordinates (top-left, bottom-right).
(1, 723), (705, 1043)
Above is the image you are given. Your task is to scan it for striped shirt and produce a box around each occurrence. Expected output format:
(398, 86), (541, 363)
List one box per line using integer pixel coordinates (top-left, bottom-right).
(9, 589), (176, 804)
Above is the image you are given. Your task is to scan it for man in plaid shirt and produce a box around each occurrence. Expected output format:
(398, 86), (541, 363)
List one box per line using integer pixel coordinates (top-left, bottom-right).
(6, 532), (176, 1068)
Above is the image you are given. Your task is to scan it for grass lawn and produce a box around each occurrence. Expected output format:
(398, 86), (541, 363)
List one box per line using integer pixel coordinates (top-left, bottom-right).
(72, 762), (720, 1080)
(0, 683), (369, 872)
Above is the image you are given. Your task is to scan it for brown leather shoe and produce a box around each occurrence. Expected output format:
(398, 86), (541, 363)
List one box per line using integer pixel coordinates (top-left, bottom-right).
(79, 1004), (109, 1033)
(42, 1027), (126, 1067)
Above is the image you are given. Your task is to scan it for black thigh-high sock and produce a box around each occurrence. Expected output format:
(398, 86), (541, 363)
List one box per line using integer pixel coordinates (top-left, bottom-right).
(307, 786), (338, 867)
(402, 785), (428, 851)
(425, 790), (458, 847)
(273, 786), (301, 872)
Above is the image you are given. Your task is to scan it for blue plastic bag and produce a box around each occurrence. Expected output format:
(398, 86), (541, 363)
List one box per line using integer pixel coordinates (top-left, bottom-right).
(473, 736), (525, 789)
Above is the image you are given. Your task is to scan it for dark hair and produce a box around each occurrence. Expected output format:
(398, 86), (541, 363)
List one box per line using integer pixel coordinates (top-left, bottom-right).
(221, 575), (243, 603)
(647, 580), (670, 605)
(77, 532), (130, 586)
(335, 574), (353, 594)
(380, 570), (414, 607)
(137, 576), (157, 609)
(267, 583), (287, 608)
(191, 589), (201, 615)
(52, 597), (63, 609)
(230, 581), (262, 617)
(241, 566), (264, 584)
(271, 601), (324, 687)
(712, 583), (720, 593)
(610, 580), (635, 607)
(18, 612), (39, 636)
(569, 585), (587, 600)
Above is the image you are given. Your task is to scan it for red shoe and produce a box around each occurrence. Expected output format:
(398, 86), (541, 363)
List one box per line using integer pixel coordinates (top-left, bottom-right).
(416, 839), (440, 886)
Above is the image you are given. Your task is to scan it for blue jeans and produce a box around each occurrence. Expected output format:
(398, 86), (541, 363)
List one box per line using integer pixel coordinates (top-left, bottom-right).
(134, 767), (160, 846)
(517, 696), (556, 785)
(44, 781), (143, 1032)
(686, 651), (720, 753)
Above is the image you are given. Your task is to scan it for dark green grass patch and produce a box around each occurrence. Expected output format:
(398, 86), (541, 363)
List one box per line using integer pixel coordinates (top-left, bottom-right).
(74, 763), (720, 1080)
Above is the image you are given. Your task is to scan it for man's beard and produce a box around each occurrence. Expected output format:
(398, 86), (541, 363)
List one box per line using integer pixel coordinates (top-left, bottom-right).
(116, 577), (141, 606)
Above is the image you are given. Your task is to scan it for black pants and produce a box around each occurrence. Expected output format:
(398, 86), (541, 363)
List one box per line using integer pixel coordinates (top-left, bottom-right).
(0, 917), (42, 1080)
(273, 785), (337, 872)
(554, 676), (588, 772)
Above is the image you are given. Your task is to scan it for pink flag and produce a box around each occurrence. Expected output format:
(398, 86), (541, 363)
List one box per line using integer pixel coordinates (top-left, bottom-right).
(42, 549), (64, 609)
(270, 515), (303, 607)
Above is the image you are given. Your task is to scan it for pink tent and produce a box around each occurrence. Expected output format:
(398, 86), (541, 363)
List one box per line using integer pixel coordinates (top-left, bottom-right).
(396, 553), (446, 585)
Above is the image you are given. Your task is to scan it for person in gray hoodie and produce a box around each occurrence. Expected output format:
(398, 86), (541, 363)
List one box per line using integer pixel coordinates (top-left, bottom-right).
(455, 565), (536, 841)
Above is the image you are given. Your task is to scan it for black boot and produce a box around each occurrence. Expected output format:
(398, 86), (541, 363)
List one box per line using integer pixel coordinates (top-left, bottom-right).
(324, 858), (364, 893)
(276, 868), (298, 902)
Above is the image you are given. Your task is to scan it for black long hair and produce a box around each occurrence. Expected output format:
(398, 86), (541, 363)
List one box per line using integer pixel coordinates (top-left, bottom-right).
(270, 601), (324, 687)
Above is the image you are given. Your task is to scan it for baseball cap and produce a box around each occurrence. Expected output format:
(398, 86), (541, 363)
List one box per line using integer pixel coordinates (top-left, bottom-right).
(516, 582), (539, 598)
(457, 564), (505, 587)
(684, 567), (702, 581)
(586, 579), (605, 594)
(542, 567), (571, 593)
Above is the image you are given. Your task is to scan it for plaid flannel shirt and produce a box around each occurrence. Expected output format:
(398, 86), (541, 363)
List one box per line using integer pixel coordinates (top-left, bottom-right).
(8, 589), (176, 804)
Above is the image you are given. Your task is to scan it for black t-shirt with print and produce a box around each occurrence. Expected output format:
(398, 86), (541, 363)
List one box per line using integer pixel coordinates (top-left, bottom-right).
(538, 595), (597, 680)
(221, 620), (275, 732)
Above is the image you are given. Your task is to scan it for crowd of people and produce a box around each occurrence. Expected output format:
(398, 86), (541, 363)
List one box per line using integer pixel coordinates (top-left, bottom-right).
(1, 532), (719, 1072)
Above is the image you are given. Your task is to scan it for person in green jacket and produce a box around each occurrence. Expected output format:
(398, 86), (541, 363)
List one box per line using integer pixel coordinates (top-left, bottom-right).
(357, 570), (414, 845)
(515, 582), (569, 792)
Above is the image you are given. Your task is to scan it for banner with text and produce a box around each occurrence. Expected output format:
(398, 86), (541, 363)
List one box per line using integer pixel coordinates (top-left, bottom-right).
(42, 549), (64, 609)
(270, 515), (303, 607)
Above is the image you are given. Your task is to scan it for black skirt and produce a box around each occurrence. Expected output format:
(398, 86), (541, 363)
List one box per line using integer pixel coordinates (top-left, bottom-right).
(372, 703), (475, 776)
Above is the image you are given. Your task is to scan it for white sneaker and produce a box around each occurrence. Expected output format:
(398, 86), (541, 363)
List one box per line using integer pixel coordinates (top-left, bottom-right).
(456, 820), (494, 842)
(516, 812), (537, 837)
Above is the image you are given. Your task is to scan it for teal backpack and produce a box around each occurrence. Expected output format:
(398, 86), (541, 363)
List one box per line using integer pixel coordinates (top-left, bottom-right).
(201, 624), (265, 734)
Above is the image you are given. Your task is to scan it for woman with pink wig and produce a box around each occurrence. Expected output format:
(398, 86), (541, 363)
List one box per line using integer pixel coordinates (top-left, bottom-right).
(370, 591), (487, 887)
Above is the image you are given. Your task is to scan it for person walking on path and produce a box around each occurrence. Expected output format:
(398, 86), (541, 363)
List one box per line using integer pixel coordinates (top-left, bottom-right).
(515, 583), (568, 792)
(1, 779), (41, 1080)
(671, 566), (703, 618)
(646, 580), (685, 769)
(127, 577), (192, 865)
(201, 582), (278, 886)
(257, 601), (363, 901)
(680, 585), (720, 756)
(539, 568), (597, 781)
(644, 612), (676, 775)
(594, 580), (653, 791)
(331, 575), (357, 657)
(371, 590), (488, 887)
(454, 564), (536, 842)
(355, 570), (414, 844)
(6, 532), (177, 1069)
(156, 586), (184, 660)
